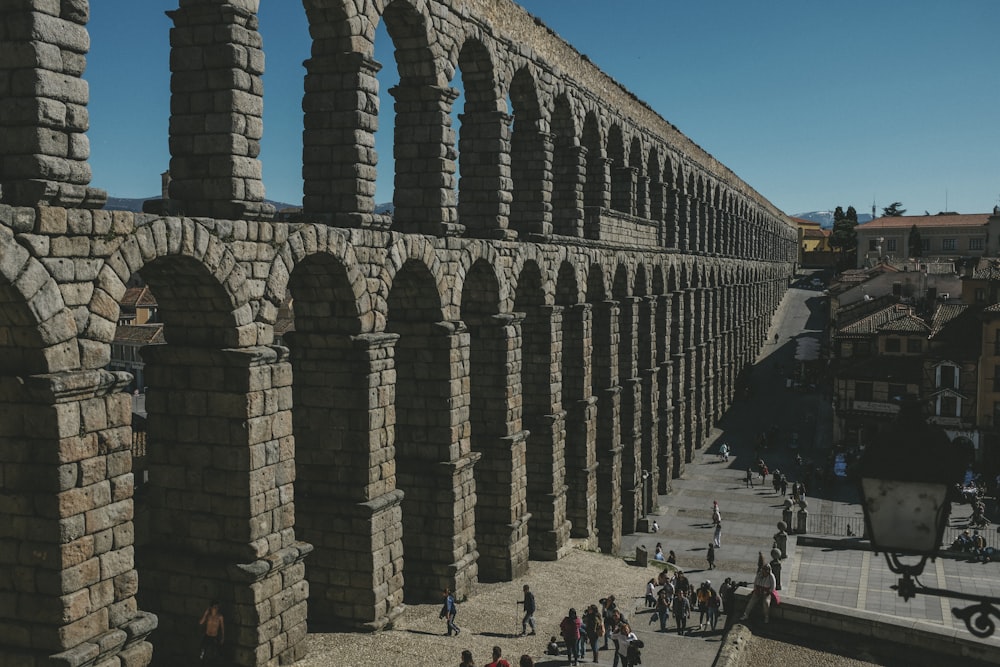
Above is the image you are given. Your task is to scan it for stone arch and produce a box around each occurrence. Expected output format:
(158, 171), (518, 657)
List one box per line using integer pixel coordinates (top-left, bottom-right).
(379, 237), (449, 323)
(280, 241), (395, 628)
(630, 136), (646, 218)
(462, 258), (527, 580)
(378, 0), (457, 233)
(582, 111), (605, 216)
(0, 227), (78, 374)
(92, 219), (249, 353)
(551, 93), (583, 237)
(509, 66), (550, 236)
(264, 226), (372, 334)
(127, 248), (268, 665)
(455, 38), (509, 238)
(515, 258), (568, 559)
(386, 256), (474, 600)
(607, 124), (628, 215)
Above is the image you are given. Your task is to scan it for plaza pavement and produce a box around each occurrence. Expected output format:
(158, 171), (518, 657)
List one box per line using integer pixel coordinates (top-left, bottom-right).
(622, 279), (1000, 664)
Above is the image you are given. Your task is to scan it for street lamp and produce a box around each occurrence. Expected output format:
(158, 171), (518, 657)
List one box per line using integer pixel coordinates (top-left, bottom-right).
(858, 398), (1000, 638)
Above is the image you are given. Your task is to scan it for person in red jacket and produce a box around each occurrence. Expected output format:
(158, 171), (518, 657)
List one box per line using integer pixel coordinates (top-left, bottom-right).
(485, 645), (511, 667)
(559, 608), (583, 666)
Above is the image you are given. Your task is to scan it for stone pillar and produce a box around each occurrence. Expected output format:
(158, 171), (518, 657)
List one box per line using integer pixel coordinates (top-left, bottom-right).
(611, 166), (637, 216)
(592, 300), (622, 554)
(388, 84), (463, 236)
(302, 51), (387, 228)
(0, 2), (106, 208)
(665, 186), (680, 249)
(562, 303), (598, 547)
(166, 2), (273, 220)
(468, 314), (530, 582)
(551, 142), (586, 238)
(583, 156), (612, 239)
(458, 110), (515, 239)
(636, 175), (650, 219)
(521, 305), (572, 560)
(0, 370), (155, 667)
(618, 296), (641, 534)
(393, 320), (478, 600)
(638, 296), (659, 512)
(656, 293), (674, 492)
(680, 289), (697, 461)
(139, 345), (310, 666)
(698, 199), (709, 253)
(510, 126), (554, 238)
(649, 181), (667, 246)
(670, 289), (688, 477)
(287, 332), (404, 630)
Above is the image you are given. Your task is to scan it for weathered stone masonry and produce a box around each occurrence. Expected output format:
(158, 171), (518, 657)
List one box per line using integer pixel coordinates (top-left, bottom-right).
(0, 1), (796, 665)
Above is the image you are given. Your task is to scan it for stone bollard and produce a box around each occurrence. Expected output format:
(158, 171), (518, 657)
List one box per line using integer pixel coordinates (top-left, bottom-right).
(796, 499), (809, 534)
(636, 545), (648, 567)
(770, 552), (783, 591)
(773, 521), (788, 559)
(782, 498), (794, 533)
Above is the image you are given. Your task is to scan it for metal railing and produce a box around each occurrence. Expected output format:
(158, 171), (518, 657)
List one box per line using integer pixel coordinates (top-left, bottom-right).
(806, 513), (1000, 552)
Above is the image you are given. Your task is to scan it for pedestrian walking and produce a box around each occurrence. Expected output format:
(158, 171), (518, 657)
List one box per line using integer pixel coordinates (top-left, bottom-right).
(707, 543), (716, 569)
(655, 589), (670, 632)
(612, 622), (638, 667)
(584, 604), (604, 663)
(745, 467), (754, 488)
(713, 521), (722, 548)
(707, 586), (721, 631)
(779, 474), (788, 497)
(440, 588), (460, 636)
(560, 608), (582, 666)
(600, 596), (617, 649)
(672, 592), (690, 634)
(711, 500), (721, 525)
(517, 584), (535, 635)
(760, 463), (769, 483)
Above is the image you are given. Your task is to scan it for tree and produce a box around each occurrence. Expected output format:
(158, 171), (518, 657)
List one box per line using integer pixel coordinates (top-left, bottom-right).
(829, 204), (859, 267)
(908, 224), (923, 258)
(882, 201), (906, 217)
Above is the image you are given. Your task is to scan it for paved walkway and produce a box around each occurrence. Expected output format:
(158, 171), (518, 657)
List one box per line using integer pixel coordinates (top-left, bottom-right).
(622, 278), (1000, 663)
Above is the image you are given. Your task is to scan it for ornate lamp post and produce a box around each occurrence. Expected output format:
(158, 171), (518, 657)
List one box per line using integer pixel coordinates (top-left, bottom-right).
(858, 399), (1000, 638)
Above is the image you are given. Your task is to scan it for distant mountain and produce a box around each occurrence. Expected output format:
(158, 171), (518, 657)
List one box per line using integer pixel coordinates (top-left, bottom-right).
(104, 196), (299, 213)
(791, 210), (874, 228)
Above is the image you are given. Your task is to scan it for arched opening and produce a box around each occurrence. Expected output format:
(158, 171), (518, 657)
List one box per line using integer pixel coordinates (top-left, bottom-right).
(283, 253), (385, 627)
(385, 259), (463, 601)
(588, 265), (619, 554)
(630, 137), (646, 218)
(607, 125), (627, 215)
(455, 40), (508, 238)
(582, 113), (604, 215)
(515, 261), (563, 559)
(551, 95), (582, 237)
(463, 260), (524, 580)
(556, 262), (594, 543)
(509, 68), (549, 237)
(130, 255), (246, 666)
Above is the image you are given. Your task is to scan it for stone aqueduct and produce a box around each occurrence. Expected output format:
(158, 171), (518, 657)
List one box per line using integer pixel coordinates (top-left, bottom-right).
(0, 0), (797, 665)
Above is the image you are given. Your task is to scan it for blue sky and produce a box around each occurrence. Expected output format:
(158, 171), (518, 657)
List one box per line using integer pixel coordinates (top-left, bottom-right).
(85, 1), (1000, 217)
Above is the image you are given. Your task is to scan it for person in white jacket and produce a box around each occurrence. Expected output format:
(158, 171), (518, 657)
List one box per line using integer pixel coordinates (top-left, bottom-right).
(611, 622), (638, 667)
(740, 563), (776, 623)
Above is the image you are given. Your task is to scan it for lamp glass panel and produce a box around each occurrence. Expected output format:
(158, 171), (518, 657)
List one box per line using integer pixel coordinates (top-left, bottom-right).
(861, 478), (948, 553)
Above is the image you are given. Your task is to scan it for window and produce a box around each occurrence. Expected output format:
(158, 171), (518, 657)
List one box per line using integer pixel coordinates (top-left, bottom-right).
(886, 239), (897, 252)
(977, 288), (987, 304)
(855, 382), (873, 401)
(888, 383), (907, 400)
(938, 365), (957, 389)
(885, 338), (900, 353)
(940, 396), (958, 418)
(921, 239), (930, 251)
(942, 238), (957, 250)
(970, 238), (984, 251)
(907, 338), (922, 353)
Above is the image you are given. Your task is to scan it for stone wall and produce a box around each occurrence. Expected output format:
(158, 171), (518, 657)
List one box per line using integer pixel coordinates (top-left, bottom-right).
(0, 1), (798, 665)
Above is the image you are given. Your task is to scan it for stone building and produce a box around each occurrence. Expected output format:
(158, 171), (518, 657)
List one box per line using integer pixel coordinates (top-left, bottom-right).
(855, 212), (1000, 268)
(0, 1), (796, 666)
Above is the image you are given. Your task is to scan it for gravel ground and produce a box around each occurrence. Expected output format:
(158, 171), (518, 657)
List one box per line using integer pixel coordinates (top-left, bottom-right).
(295, 548), (668, 667)
(740, 635), (887, 667)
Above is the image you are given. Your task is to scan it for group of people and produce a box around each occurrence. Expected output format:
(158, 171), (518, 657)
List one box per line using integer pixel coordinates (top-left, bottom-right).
(643, 569), (738, 636)
(552, 596), (643, 667)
